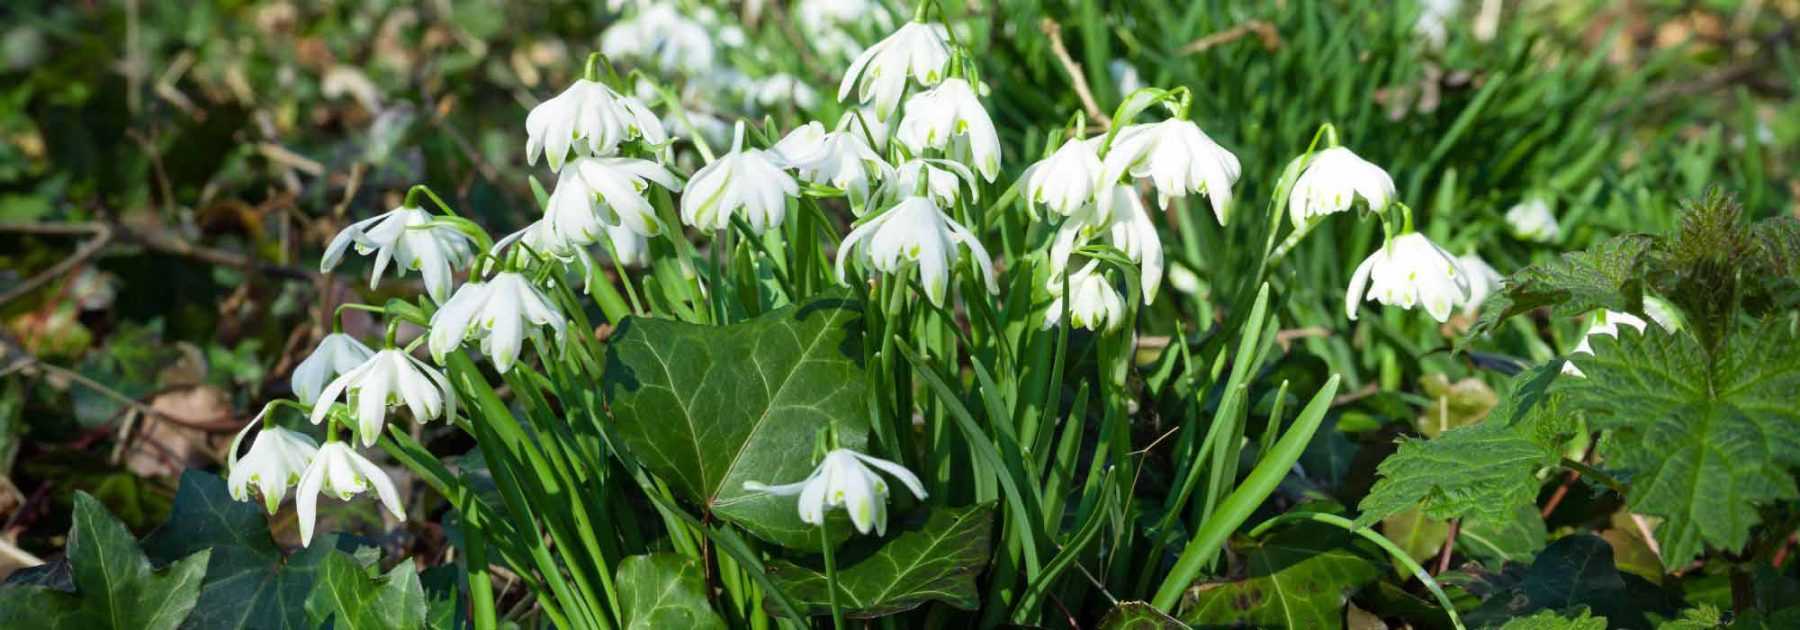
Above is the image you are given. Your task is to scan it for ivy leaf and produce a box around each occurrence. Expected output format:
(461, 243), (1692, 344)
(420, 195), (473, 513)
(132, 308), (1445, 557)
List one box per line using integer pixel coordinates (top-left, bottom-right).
(1466, 535), (1669, 629)
(303, 552), (427, 630)
(1355, 420), (1556, 527)
(1559, 323), (1800, 570)
(604, 295), (869, 549)
(1469, 234), (1655, 339)
(0, 492), (210, 630)
(615, 554), (725, 630)
(767, 503), (994, 618)
(1176, 520), (1383, 629)
(1096, 601), (1184, 629)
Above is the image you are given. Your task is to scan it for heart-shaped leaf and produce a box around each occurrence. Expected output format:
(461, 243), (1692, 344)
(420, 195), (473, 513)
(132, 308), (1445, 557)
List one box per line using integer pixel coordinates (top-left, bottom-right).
(304, 551), (427, 630)
(767, 503), (994, 618)
(1177, 520), (1382, 629)
(0, 492), (210, 630)
(616, 554), (725, 630)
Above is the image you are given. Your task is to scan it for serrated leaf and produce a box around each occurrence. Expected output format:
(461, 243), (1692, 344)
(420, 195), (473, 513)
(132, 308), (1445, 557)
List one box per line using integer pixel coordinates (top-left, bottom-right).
(1096, 601), (1184, 629)
(1466, 535), (1665, 628)
(1559, 323), (1800, 570)
(1470, 234), (1654, 338)
(1176, 520), (1383, 629)
(767, 503), (994, 618)
(1495, 608), (1607, 630)
(304, 552), (427, 630)
(603, 295), (869, 549)
(1356, 420), (1556, 527)
(616, 554), (725, 630)
(0, 492), (210, 630)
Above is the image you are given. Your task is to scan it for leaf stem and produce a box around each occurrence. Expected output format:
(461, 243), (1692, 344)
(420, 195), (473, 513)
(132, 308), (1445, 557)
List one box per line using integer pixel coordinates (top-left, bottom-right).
(821, 522), (846, 630)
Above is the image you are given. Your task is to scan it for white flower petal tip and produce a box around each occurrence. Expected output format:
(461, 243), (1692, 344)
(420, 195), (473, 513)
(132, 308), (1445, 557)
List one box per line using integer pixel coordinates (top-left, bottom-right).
(297, 442), (405, 547)
(227, 426), (319, 514)
(839, 22), (951, 119)
(1286, 146), (1396, 228)
(1043, 260), (1126, 332)
(526, 78), (668, 170)
(680, 124), (799, 234)
(1100, 120), (1240, 225)
(319, 206), (475, 303)
(1344, 233), (1470, 323)
(895, 78), (1003, 181)
(835, 196), (998, 307)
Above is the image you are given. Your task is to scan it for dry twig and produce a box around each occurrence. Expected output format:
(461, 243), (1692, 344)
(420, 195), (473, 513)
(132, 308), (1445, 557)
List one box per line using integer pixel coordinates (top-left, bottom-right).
(1179, 20), (1281, 55)
(1040, 19), (1111, 129)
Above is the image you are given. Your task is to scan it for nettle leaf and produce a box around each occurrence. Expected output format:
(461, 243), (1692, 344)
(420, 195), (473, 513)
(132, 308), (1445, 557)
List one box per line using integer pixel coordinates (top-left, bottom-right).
(604, 295), (869, 549)
(1457, 503), (1548, 569)
(767, 503), (994, 618)
(1494, 608), (1608, 630)
(0, 492), (210, 630)
(1470, 234), (1655, 339)
(1096, 601), (1185, 629)
(1560, 323), (1800, 570)
(616, 554), (725, 630)
(1466, 535), (1668, 628)
(1749, 216), (1800, 310)
(303, 552), (427, 630)
(1176, 520), (1383, 629)
(1355, 420), (1557, 527)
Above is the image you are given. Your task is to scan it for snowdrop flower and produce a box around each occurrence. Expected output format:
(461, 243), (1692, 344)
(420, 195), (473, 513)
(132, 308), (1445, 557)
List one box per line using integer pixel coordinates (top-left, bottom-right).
(896, 78), (1003, 181)
(601, 4), (715, 75)
(1023, 136), (1104, 217)
(747, 73), (820, 111)
(546, 156), (681, 240)
(228, 423), (319, 514)
(1564, 310), (1648, 376)
(839, 21), (951, 119)
(743, 449), (927, 536)
(604, 222), (652, 267)
(321, 205), (475, 303)
(836, 196), (998, 306)
(1045, 261), (1126, 332)
(297, 442), (404, 547)
(1456, 252), (1504, 316)
(779, 127), (891, 209)
(1505, 198), (1561, 243)
(889, 159), (980, 209)
(839, 107), (890, 151)
(429, 272), (568, 374)
(310, 349), (455, 447)
(526, 79), (666, 172)
(681, 123), (799, 233)
(494, 218), (583, 264)
(1286, 146), (1396, 228)
(1345, 232), (1470, 323)
(292, 333), (374, 405)
(1101, 120), (1241, 225)
(771, 121), (829, 165)
(1052, 185), (1165, 303)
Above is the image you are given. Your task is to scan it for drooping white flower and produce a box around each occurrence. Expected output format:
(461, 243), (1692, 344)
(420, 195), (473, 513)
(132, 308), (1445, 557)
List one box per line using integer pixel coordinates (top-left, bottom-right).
(770, 121), (830, 165)
(603, 222), (652, 267)
(1456, 252), (1504, 316)
(743, 449), (927, 536)
(746, 73), (820, 111)
(895, 78), (1003, 181)
(310, 349), (455, 447)
(838, 21), (951, 119)
(1345, 232), (1471, 323)
(888, 159), (980, 209)
(775, 126), (891, 210)
(680, 122), (799, 233)
(1100, 120), (1241, 225)
(1052, 185), (1165, 303)
(1044, 261), (1126, 332)
(1564, 310), (1649, 376)
(1505, 197), (1561, 243)
(838, 107), (890, 151)
(525, 78), (667, 172)
(545, 156), (681, 240)
(1023, 136), (1104, 217)
(292, 333), (374, 405)
(429, 272), (568, 374)
(321, 205), (476, 303)
(600, 4), (715, 75)
(296, 442), (404, 547)
(836, 196), (998, 306)
(228, 423), (319, 514)
(1286, 146), (1396, 228)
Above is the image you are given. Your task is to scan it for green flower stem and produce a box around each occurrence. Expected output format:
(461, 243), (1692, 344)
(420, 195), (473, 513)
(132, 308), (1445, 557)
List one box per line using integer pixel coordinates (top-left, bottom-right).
(332, 302), (387, 333)
(821, 522), (846, 630)
(1247, 512), (1467, 630)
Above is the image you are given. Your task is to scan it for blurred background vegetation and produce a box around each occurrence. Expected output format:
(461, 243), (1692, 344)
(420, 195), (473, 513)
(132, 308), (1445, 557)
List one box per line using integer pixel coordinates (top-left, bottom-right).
(0, 0), (1792, 585)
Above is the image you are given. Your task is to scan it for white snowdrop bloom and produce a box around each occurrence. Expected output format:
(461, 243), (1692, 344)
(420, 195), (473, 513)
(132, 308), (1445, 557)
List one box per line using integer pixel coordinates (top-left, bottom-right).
(1456, 252), (1504, 316)
(1345, 232), (1471, 323)
(743, 449), (927, 536)
(525, 78), (667, 172)
(1023, 136), (1105, 217)
(680, 123), (799, 234)
(747, 73), (819, 110)
(1052, 185), (1165, 303)
(1109, 59), (1145, 97)
(778, 126), (892, 209)
(1564, 310), (1649, 377)
(896, 78), (1003, 181)
(321, 205), (475, 303)
(1416, 0), (1462, 48)
(771, 121), (830, 166)
(1044, 261), (1126, 332)
(839, 21), (951, 119)
(889, 159), (980, 209)
(546, 156), (681, 241)
(296, 442), (404, 547)
(836, 196), (997, 306)
(493, 218), (582, 263)
(429, 273), (569, 374)
(310, 349), (455, 448)
(603, 222), (652, 267)
(600, 4), (715, 75)
(292, 333), (374, 405)
(1101, 120), (1241, 225)
(838, 107), (890, 151)
(228, 423), (319, 514)
(1286, 146), (1396, 228)
(1505, 197), (1561, 243)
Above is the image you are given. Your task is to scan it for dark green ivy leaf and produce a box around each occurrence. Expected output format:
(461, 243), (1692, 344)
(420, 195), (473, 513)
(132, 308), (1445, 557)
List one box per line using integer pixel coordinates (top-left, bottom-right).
(767, 503), (995, 619)
(0, 492), (210, 630)
(1469, 234), (1655, 340)
(1096, 601), (1184, 629)
(615, 554), (725, 630)
(303, 552), (427, 630)
(1176, 520), (1383, 629)
(1465, 535), (1671, 628)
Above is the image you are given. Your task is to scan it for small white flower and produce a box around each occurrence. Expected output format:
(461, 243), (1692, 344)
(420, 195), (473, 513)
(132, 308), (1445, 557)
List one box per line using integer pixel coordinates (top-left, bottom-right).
(429, 272), (568, 374)
(604, 222), (652, 267)
(680, 122), (799, 233)
(838, 21), (951, 119)
(1045, 261), (1126, 332)
(747, 73), (820, 110)
(1100, 120), (1241, 225)
(771, 121), (830, 166)
(1023, 136), (1105, 217)
(545, 156), (681, 240)
(600, 4), (715, 75)
(896, 78), (1003, 181)
(1564, 310), (1649, 376)
(1345, 232), (1471, 323)
(296, 442), (405, 547)
(494, 218), (583, 264)
(228, 423), (319, 514)
(838, 107), (890, 151)
(1286, 146), (1396, 228)
(526, 79), (667, 172)
(888, 159), (980, 209)
(310, 349), (456, 447)
(1505, 197), (1561, 243)
(793, 131), (891, 210)
(321, 205), (476, 303)
(1456, 252), (1504, 316)
(1052, 185), (1165, 303)
(836, 196), (998, 306)
(292, 333), (374, 405)
(743, 449), (927, 536)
